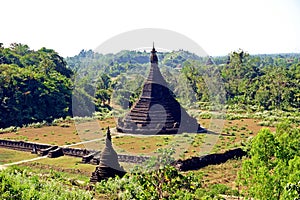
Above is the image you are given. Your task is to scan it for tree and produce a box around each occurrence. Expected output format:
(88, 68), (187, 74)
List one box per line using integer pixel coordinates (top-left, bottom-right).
(239, 122), (300, 199)
(94, 74), (112, 109)
(10, 43), (30, 56)
(0, 44), (72, 128)
(95, 89), (110, 108)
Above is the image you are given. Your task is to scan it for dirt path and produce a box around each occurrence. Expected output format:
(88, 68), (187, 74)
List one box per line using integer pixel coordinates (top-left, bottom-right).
(62, 137), (104, 148)
(0, 165), (7, 170)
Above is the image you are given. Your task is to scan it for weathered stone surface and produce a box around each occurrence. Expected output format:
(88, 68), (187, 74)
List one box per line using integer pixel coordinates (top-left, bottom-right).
(63, 147), (89, 157)
(0, 139), (91, 158)
(39, 146), (58, 156)
(48, 147), (64, 158)
(82, 151), (100, 163)
(90, 128), (126, 183)
(0, 139), (52, 153)
(117, 45), (206, 134)
(173, 148), (247, 171)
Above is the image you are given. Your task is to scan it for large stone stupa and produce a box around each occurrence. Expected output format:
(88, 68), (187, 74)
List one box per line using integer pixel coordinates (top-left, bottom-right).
(116, 44), (206, 134)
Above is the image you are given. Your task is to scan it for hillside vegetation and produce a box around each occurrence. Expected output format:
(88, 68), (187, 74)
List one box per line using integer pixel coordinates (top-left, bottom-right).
(0, 43), (72, 128)
(1, 43), (300, 128)
(0, 43), (300, 199)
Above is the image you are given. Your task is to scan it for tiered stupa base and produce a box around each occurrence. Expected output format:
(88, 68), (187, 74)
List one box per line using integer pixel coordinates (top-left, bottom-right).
(90, 165), (126, 183)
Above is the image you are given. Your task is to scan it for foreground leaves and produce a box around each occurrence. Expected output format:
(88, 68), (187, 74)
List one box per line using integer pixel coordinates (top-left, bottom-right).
(239, 122), (300, 200)
(0, 167), (93, 200)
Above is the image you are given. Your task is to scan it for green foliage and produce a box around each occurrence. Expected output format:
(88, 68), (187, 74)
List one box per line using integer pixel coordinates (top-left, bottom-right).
(67, 48), (300, 117)
(0, 126), (19, 134)
(0, 44), (72, 128)
(3, 44), (298, 125)
(94, 148), (232, 199)
(221, 51), (300, 110)
(0, 166), (93, 200)
(239, 122), (300, 199)
(286, 181), (300, 200)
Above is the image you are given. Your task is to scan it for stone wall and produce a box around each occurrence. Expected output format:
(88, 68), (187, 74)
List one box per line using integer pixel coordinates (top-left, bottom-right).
(0, 139), (51, 153)
(0, 139), (247, 170)
(82, 153), (150, 165)
(118, 154), (150, 164)
(0, 139), (150, 163)
(173, 148), (247, 171)
(0, 139), (91, 158)
(62, 147), (91, 157)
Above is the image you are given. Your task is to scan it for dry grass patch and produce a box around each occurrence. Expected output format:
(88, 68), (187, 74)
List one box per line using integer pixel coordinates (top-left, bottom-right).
(0, 118), (116, 146)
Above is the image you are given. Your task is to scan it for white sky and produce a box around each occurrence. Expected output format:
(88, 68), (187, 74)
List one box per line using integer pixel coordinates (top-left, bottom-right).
(1, 0), (300, 57)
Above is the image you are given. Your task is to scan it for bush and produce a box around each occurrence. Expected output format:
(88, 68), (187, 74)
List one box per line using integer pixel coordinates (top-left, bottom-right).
(0, 167), (93, 200)
(0, 126), (19, 134)
(239, 123), (300, 199)
(27, 121), (48, 128)
(94, 148), (209, 199)
(257, 120), (274, 127)
(60, 123), (70, 128)
(199, 112), (212, 119)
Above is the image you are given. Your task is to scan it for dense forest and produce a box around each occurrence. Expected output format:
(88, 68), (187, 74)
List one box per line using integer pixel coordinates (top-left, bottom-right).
(0, 43), (73, 128)
(1, 43), (300, 128)
(68, 48), (300, 119)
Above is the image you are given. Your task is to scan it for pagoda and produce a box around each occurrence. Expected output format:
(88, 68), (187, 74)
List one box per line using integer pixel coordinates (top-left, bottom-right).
(116, 44), (206, 134)
(90, 127), (126, 183)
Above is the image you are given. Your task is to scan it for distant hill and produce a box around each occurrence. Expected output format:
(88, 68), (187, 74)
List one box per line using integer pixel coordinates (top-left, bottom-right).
(65, 49), (208, 77)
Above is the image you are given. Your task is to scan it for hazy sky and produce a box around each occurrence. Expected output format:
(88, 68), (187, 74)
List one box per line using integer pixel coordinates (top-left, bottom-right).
(1, 0), (300, 57)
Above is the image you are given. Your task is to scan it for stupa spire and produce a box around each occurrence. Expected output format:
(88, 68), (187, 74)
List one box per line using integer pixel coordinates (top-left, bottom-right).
(150, 42), (158, 64)
(106, 126), (111, 141)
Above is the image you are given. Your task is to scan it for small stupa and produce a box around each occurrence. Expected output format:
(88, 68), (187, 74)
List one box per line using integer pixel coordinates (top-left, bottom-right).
(116, 44), (206, 134)
(90, 127), (126, 183)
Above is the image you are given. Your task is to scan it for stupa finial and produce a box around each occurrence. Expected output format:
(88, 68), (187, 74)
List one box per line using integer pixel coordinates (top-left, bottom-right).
(106, 127), (111, 141)
(150, 42), (158, 63)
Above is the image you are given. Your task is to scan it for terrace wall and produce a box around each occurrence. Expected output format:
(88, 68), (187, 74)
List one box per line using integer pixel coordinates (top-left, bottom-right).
(0, 139), (247, 170)
(173, 148), (247, 171)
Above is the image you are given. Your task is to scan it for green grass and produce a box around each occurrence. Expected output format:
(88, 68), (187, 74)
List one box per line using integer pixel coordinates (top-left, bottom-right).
(0, 148), (37, 165)
(32, 156), (95, 171)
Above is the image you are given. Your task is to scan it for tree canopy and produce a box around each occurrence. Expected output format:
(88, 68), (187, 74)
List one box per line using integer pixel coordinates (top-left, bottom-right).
(239, 122), (300, 199)
(0, 43), (72, 128)
(1, 44), (299, 127)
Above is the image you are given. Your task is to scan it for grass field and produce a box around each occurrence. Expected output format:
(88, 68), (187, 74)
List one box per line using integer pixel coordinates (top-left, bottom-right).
(0, 148), (244, 197)
(0, 148), (37, 165)
(0, 117), (275, 156)
(0, 115), (278, 192)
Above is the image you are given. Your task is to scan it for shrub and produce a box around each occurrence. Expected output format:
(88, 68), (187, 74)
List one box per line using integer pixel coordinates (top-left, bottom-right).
(239, 123), (300, 199)
(257, 120), (273, 127)
(199, 112), (212, 119)
(60, 123), (70, 128)
(0, 126), (19, 134)
(0, 167), (93, 199)
(27, 121), (48, 128)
